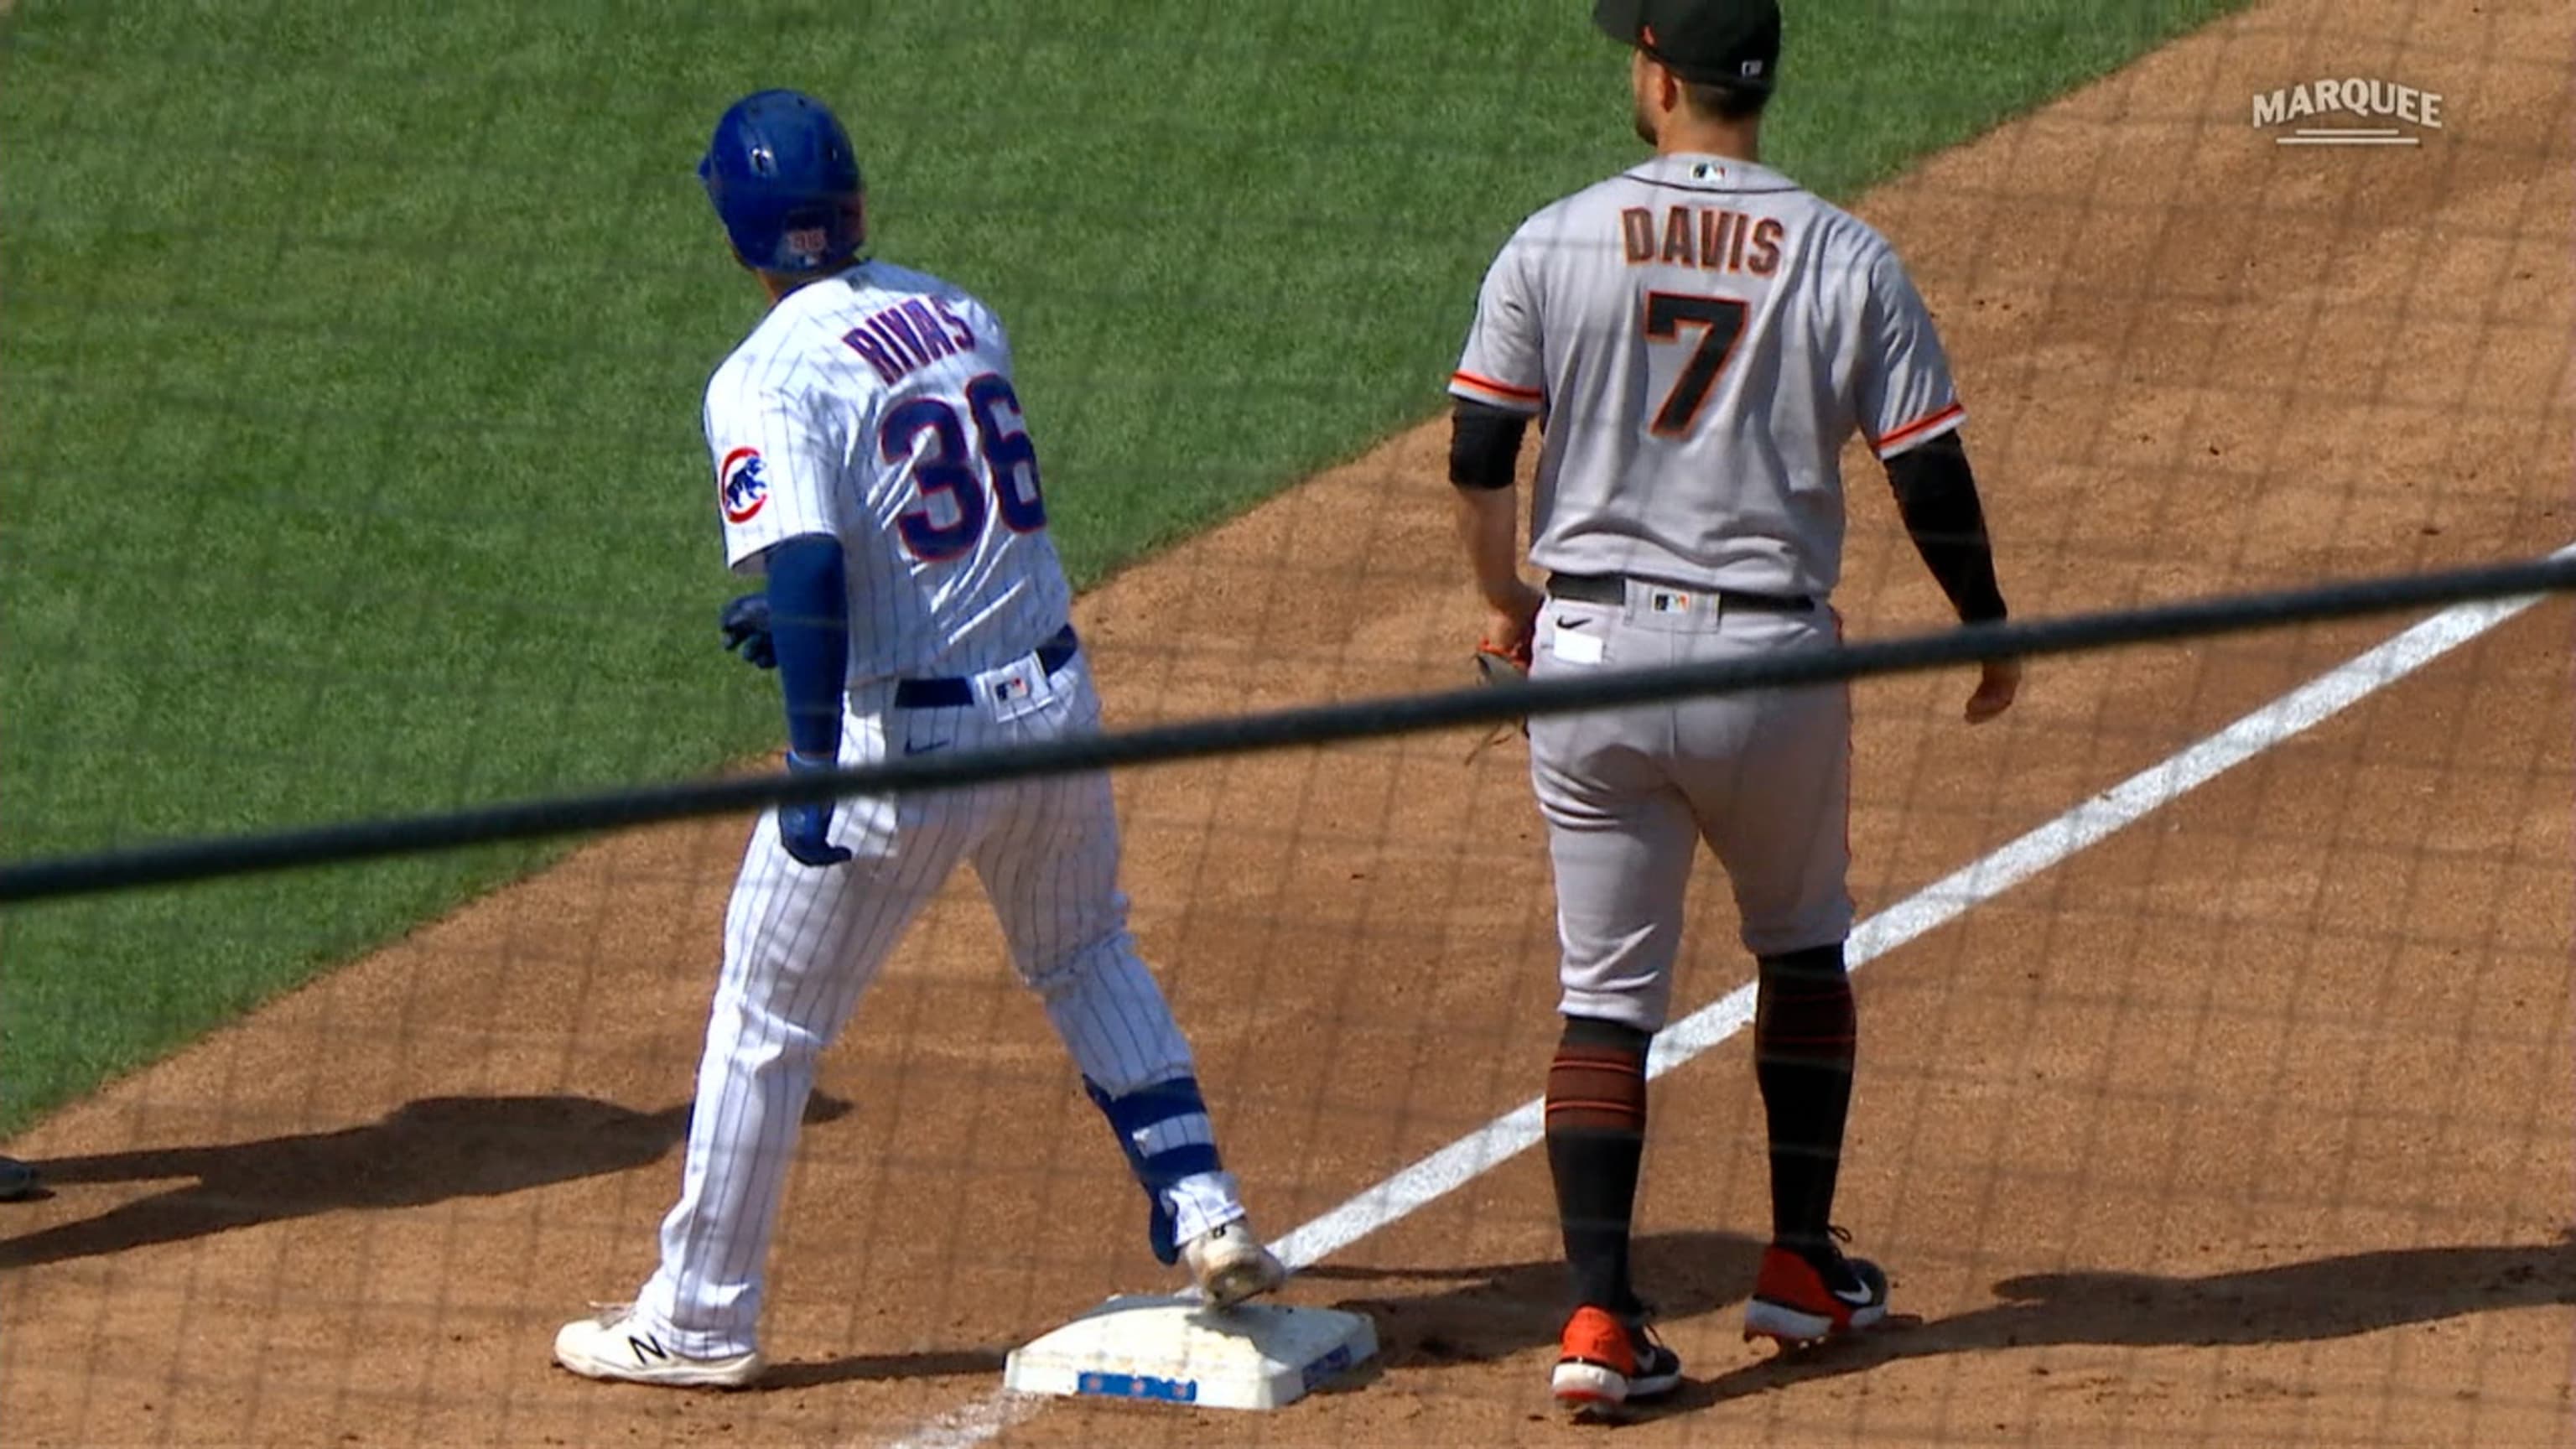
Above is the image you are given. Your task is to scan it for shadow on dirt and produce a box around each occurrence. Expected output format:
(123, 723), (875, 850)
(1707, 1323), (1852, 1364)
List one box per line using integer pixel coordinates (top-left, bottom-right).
(1307, 1229), (2576, 1419)
(0, 1091), (850, 1270)
(1304, 1228), (1768, 1371)
(1675, 1234), (2576, 1414)
(760, 1347), (1010, 1389)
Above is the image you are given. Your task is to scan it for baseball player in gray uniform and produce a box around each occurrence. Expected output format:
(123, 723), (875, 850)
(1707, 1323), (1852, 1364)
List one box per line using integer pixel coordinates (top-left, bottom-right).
(1446, 0), (2018, 1413)
(553, 90), (1284, 1389)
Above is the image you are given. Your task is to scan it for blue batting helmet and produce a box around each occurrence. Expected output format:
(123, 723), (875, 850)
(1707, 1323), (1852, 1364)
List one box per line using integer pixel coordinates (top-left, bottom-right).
(698, 90), (868, 275)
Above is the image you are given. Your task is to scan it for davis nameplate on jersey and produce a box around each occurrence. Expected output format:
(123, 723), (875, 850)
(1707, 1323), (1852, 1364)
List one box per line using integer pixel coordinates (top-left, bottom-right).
(1004, 1296), (1377, 1412)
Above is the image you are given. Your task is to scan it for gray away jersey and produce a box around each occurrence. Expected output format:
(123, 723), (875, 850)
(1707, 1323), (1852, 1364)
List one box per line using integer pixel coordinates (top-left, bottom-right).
(705, 260), (1072, 683)
(1450, 153), (1964, 599)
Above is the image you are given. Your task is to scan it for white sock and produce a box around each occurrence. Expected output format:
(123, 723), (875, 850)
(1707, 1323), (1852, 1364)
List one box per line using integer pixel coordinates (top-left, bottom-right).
(1165, 1169), (1246, 1246)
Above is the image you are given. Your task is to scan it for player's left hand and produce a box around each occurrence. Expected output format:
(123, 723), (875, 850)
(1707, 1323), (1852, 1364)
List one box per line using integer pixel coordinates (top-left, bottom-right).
(1965, 657), (2021, 724)
(1482, 581), (1545, 665)
(1465, 583), (1543, 750)
(1474, 639), (1531, 683)
(1472, 639), (1534, 749)
(721, 593), (777, 670)
(778, 751), (853, 867)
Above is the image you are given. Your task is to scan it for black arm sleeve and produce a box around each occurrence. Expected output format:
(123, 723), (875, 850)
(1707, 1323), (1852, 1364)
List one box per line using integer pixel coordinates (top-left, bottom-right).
(1449, 399), (1530, 491)
(1883, 431), (2008, 625)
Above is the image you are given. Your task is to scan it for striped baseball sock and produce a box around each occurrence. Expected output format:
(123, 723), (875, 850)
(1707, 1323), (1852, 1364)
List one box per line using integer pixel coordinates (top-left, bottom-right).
(1545, 1015), (1652, 1313)
(1755, 943), (1857, 1256)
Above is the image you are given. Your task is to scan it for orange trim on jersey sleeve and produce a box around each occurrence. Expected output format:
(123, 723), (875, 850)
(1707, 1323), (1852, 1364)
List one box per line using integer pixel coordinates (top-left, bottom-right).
(1871, 401), (1966, 456)
(1450, 369), (1544, 402)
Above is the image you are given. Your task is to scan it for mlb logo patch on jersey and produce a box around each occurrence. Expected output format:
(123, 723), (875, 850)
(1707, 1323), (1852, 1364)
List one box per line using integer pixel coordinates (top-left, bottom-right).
(719, 447), (768, 524)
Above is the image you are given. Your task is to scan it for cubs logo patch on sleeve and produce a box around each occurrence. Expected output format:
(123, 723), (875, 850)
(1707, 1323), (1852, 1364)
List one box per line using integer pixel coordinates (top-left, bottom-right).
(719, 447), (768, 524)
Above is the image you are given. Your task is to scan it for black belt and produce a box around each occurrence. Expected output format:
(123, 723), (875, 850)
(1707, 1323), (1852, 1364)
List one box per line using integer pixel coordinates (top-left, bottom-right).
(891, 624), (1080, 709)
(1545, 572), (1815, 613)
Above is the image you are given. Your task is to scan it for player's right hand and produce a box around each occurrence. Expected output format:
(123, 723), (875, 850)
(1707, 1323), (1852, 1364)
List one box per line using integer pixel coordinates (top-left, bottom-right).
(1965, 657), (2021, 724)
(779, 752), (854, 866)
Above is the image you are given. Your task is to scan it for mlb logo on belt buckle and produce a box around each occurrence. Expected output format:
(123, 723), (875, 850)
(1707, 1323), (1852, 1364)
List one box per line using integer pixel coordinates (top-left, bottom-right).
(1649, 589), (1692, 614)
(982, 653), (1052, 720)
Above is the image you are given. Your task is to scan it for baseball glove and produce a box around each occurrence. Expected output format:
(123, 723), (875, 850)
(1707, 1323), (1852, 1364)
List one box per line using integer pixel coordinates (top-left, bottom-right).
(1467, 638), (1533, 760)
(1474, 639), (1530, 690)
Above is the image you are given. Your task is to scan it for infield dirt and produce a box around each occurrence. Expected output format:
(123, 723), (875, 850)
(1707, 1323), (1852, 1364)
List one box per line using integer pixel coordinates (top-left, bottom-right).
(3, 1), (2568, 1445)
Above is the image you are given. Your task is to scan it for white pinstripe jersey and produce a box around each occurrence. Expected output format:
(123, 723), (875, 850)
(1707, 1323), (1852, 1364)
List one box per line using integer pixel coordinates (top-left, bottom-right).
(1450, 153), (1964, 599)
(705, 260), (1072, 683)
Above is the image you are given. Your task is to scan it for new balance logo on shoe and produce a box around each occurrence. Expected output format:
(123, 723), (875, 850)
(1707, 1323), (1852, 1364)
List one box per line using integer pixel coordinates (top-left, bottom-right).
(555, 1304), (766, 1389)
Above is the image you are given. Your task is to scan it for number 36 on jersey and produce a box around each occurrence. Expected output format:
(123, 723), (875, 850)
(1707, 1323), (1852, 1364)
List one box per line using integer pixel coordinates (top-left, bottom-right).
(878, 373), (1046, 561)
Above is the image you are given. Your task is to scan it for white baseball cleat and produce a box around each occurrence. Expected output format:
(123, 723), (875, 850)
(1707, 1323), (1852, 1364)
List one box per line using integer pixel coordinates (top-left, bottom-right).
(553, 1303), (765, 1389)
(1182, 1219), (1288, 1308)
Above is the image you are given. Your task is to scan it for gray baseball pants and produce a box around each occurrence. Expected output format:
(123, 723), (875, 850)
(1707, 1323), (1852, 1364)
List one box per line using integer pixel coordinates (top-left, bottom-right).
(1527, 576), (1855, 1032)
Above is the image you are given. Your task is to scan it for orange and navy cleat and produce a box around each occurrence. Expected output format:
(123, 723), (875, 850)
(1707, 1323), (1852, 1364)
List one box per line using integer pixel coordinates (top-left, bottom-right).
(1743, 1231), (1890, 1348)
(1550, 1304), (1682, 1415)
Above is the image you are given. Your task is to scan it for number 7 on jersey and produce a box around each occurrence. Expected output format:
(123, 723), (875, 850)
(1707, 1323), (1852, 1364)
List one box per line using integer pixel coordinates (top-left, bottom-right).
(1643, 293), (1748, 437)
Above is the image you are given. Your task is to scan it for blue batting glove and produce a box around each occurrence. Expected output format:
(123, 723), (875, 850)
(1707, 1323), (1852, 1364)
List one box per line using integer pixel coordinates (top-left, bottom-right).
(778, 751), (853, 867)
(720, 593), (777, 670)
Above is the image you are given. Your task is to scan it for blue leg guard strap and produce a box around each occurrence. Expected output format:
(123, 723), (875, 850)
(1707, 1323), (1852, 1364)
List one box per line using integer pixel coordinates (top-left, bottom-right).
(1086, 1076), (1224, 1265)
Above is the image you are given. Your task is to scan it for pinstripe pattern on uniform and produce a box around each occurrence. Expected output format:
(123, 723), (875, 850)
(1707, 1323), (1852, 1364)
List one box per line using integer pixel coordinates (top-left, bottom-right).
(625, 267), (1242, 1359)
(969, 661), (1193, 1093)
(706, 261), (1072, 685)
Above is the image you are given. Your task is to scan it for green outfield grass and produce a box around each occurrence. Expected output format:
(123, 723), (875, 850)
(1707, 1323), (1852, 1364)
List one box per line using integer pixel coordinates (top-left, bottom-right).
(0, 0), (2250, 1130)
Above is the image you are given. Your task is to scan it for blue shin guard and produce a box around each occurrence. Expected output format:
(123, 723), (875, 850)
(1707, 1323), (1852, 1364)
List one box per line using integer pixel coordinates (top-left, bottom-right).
(1085, 1076), (1224, 1266)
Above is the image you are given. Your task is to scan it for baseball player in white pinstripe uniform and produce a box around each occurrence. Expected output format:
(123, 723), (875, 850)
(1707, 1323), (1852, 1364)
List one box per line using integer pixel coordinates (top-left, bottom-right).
(554, 90), (1284, 1389)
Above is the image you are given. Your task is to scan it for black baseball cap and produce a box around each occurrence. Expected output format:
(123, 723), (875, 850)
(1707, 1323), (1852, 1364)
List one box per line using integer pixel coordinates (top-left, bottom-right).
(1593, 0), (1782, 92)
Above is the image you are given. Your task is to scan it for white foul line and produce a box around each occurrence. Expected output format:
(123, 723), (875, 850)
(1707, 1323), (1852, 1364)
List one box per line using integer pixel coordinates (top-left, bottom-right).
(882, 558), (2567, 1448)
